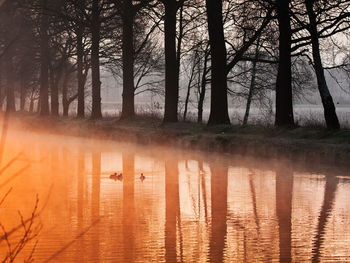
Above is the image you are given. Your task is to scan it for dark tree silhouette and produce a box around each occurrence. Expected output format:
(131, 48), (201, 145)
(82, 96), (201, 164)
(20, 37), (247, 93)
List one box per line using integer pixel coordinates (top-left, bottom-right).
(304, 0), (340, 129)
(76, 0), (86, 118)
(120, 0), (136, 120)
(161, 0), (184, 123)
(205, 0), (230, 125)
(39, 0), (50, 116)
(5, 54), (16, 112)
(90, 0), (102, 119)
(275, 0), (294, 127)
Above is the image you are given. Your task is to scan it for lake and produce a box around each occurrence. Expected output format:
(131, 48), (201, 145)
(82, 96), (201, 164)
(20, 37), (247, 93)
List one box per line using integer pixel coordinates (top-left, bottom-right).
(0, 130), (349, 262)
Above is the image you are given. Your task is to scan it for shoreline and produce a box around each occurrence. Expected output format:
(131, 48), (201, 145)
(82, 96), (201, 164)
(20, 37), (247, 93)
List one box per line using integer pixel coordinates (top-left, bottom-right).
(6, 113), (350, 167)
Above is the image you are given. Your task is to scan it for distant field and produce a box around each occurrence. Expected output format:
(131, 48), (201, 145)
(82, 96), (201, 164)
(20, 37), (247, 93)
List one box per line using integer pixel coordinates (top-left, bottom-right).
(69, 102), (350, 128)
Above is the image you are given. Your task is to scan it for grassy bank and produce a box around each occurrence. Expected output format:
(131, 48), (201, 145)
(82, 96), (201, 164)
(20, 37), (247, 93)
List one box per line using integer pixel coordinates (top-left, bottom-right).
(6, 113), (350, 166)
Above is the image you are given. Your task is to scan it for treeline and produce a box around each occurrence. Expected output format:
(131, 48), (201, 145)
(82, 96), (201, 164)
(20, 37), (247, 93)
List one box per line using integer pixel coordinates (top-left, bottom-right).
(0, 0), (349, 129)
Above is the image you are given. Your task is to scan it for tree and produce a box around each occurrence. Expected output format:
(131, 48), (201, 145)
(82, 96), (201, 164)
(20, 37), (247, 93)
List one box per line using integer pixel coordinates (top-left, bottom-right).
(116, 0), (159, 120)
(39, 0), (50, 116)
(303, 0), (340, 129)
(205, 0), (230, 125)
(161, 0), (184, 123)
(275, 0), (294, 126)
(90, 0), (102, 119)
(76, 0), (86, 118)
(0, 0), (18, 112)
(120, 0), (136, 120)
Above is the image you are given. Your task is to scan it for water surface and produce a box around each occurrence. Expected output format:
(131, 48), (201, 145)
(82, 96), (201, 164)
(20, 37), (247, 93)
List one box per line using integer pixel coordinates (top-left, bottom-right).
(0, 131), (349, 262)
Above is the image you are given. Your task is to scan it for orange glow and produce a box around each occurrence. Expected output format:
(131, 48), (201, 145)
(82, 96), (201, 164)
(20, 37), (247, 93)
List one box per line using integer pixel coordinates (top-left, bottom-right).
(0, 130), (350, 262)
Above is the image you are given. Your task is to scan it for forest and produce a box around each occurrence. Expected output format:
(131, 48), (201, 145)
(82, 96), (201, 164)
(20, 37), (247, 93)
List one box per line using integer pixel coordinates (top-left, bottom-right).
(0, 0), (350, 129)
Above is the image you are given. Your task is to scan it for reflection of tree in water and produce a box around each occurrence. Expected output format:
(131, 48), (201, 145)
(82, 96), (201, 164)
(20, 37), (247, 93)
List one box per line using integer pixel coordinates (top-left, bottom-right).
(312, 176), (338, 263)
(122, 153), (135, 262)
(249, 171), (260, 233)
(165, 159), (181, 263)
(91, 151), (101, 262)
(76, 150), (85, 261)
(209, 163), (228, 263)
(276, 165), (293, 263)
(199, 161), (209, 224)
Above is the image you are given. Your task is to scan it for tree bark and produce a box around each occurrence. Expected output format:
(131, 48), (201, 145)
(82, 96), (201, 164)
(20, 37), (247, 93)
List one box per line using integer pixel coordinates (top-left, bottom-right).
(243, 63), (256, 126)
(39, 0), (50, 116)
(77, 22), (85, 118)
(0, 60), (3, 110)
(275, 0), (294, 127)
(163, 0), (179, 123)
(197, 51), (209, 123)
(50, 67), (59, 116)
(90, 0), (102, 119)
(62, 71), (69, 117)
(5, 55), (16, 112)
(29, 98), (34, 112)
(243, 40), (260, 126)
(205, 0), (230, 125)
(183, 52), (197, 121)
(20, 74), (26, 111)
(120, 0), (135, 120)
(305, 0), (340, 129)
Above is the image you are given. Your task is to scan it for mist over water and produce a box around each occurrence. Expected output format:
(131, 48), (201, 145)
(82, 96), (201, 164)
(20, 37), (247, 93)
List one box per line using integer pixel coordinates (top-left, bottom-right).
(1, 130), (350, 262)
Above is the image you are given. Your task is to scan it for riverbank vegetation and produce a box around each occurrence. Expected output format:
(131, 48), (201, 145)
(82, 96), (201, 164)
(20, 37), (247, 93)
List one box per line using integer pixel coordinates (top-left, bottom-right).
(4, 112), (350, 167)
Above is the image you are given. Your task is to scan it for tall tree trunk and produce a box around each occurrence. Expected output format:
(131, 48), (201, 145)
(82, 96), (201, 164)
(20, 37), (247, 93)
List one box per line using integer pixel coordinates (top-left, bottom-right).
(305, 0), (340, 129)
(205, 0), (230, 125)
(50, 67), (59, 116)
(243, 65), (256, 126)
(120, 0), (135, 120)
(176, 3), (183, 91)
(183, 81), (191, 121)
(197, 51), (209, 123)
(39, 0), (50, 116)
(29, 96), (34, 113)
(62, 71), (69, 117)
(90, 0), (102, 119)
(20, 74), (26, 111)
(0, 60), (3, 110)
(183, 52), (197, 121)
(163, 0), (179, 123)
(76, 5), (85, 118)
(243, 41), (260, 125)
(275, 0), (294, 127)
(5, 55), (16, 112)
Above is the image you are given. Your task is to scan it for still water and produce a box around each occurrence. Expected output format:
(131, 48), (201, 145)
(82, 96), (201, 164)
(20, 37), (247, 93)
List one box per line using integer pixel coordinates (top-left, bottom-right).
(0, 131), (350, 262)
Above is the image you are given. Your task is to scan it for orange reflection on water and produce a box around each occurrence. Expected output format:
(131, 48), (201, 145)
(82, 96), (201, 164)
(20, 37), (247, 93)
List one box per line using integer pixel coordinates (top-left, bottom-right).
(0, 130), (350, 262)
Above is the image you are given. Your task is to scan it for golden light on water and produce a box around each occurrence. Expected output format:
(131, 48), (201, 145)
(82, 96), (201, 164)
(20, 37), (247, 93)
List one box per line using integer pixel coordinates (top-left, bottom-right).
(0, 130), (350, 262)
